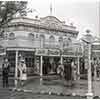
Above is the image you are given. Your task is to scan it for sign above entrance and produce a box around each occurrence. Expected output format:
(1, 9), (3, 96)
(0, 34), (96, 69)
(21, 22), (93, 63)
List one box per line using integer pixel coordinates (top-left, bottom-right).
(48, 49), (60, 56)
(35, 49), (47, 56)
(35, 48), (83, 57)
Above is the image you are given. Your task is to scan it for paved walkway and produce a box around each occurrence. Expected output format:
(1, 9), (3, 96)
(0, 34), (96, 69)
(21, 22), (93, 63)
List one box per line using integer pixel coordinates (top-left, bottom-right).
(0, 75), (100, 99)
(16, 78), (100, 97)
(0, 76), (14, 99)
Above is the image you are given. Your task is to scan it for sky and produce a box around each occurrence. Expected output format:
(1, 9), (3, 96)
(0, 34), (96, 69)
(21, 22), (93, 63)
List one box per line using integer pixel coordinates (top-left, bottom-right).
(27, 0), (100, 39)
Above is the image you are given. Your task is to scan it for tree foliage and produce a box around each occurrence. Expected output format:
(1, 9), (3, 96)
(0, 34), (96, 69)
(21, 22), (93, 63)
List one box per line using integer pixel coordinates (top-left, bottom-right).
(0, 1), (27, 28)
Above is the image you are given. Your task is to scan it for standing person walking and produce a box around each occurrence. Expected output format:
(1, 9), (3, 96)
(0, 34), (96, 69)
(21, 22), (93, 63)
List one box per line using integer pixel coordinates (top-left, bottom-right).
(2, 58), (10, 88)
(57, 63), (64, 78)
(71, 61), (77, 81)
(64, 59), (72, 86)
(18, 59), (27, 86)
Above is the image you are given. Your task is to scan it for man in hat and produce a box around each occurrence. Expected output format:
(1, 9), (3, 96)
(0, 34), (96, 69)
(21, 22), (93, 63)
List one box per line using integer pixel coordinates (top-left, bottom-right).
(2, 58), (10, 88)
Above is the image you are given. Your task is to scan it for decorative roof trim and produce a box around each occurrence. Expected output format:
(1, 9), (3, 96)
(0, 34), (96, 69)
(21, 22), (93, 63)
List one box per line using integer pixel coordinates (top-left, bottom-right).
(7, 22), (79, 34)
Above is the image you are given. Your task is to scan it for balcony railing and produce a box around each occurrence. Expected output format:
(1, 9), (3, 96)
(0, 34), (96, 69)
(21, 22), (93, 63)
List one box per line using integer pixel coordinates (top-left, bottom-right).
(44, 41), (60, 49)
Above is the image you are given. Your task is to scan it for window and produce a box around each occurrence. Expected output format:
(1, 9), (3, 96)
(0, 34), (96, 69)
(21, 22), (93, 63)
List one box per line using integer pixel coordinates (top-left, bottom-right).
(49, 35), (55, 42)
(40, 35), (45, 48)
(9, 33), (15, 40)
(28, 33), (34, 40)
(58, 36), (63, 42)
(40, 35), (45, 41)
(49, 35), (56, 48)
(58, 37), (63, 48)
(36, 34), (38, 38)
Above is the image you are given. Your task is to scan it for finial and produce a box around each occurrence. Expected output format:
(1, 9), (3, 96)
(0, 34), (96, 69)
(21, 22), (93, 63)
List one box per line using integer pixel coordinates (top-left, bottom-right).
(50, 1), (52, 16)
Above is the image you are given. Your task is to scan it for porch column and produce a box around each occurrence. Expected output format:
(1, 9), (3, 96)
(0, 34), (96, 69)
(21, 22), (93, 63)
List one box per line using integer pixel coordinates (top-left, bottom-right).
(40, 55), (43, 85)
(60, 56), (63, 65)
(15, 50), (18, 87)
(86, 44), (93, 99)
(94, 59), (97, 81)
(77, 56), (80, 80)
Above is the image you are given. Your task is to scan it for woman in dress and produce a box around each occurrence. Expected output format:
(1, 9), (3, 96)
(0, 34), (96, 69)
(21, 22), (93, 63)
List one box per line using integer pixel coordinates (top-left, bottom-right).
(18, 59), (27, 86)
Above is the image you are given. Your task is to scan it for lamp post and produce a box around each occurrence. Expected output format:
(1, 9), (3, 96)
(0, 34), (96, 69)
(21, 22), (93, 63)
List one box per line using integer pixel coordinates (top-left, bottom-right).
(81, 29), (94, 99)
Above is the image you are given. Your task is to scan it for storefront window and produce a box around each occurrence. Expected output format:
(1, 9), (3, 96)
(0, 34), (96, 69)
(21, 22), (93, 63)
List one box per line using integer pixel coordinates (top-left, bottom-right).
(19, 51), (35, 76)
(6, 51), (16, 77)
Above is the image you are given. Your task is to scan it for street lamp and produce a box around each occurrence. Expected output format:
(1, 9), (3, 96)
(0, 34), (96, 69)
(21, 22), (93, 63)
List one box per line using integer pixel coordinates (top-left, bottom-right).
(80, 29), (94, 99)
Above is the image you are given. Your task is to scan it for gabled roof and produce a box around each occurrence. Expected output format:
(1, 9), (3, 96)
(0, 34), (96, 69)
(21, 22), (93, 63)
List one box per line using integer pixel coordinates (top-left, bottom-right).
(40, 16), (65, 24)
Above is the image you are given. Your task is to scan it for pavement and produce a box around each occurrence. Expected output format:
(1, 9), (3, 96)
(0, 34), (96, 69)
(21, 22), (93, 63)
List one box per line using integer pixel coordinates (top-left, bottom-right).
(0, 75), (100, 99)
(0, 76), (14, 99)
(15, 76), (100, 97)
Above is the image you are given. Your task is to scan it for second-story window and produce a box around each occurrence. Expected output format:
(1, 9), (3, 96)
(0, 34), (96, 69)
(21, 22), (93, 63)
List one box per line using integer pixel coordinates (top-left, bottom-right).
(49, 35), (55, 43)
(28, 33), (34, 40)
(9, 32), (15, 40)
(40, 35), (45, 48)
(49, 35), (55, 48)
(59, 36), (63, 48)
(36, 34), (38, 38)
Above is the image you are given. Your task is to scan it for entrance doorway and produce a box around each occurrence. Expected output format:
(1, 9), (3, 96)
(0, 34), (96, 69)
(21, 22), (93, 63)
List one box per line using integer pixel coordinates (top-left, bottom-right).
(63, 57), (72, 80)
(43, 56), (60, 75)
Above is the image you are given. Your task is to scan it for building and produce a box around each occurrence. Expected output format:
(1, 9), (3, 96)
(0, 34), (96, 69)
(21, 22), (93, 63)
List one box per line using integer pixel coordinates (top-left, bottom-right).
(81, 36), (100, 79)
(0, 16), (83, 78)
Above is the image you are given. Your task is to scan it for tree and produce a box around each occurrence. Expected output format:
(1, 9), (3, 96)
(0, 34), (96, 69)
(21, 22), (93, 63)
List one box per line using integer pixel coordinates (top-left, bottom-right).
(0, 1), (27, 27)
(0, 1), (27, 37)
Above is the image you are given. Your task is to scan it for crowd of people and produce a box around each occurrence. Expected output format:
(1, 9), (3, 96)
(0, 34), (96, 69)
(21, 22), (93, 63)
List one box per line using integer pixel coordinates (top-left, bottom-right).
(1, 57), (100, 88)
(57, 60), (77, 83)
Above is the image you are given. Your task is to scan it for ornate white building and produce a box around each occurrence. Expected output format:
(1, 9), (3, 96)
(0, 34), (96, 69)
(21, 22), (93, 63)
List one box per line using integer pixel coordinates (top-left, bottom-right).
(0, 16), (83, 77)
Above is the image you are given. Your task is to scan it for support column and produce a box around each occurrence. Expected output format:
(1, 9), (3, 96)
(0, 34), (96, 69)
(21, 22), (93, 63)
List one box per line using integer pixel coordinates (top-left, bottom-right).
(94, 60), (97, 81)
(77, 56), (80, 80)
(40, 55), (43, 85)
(60, 56), (63, 65)
(86, 44), (93, 99)
(15, 50), (18, 88)
(97, 57), (99, 80)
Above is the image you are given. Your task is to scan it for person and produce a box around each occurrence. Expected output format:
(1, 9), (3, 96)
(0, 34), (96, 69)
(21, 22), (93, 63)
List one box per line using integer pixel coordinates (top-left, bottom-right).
(18, 59), (27, 86)
(2, 58), (10, 88)
(57, 63), (64, 78)
(64, 59), (72, 86)
(71, 61), (77, 81)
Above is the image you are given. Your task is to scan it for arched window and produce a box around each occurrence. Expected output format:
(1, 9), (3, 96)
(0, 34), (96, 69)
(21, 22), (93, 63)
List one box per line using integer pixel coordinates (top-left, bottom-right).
(28, 33), (34, 40)
(9, 32), (15, 39)
(59, 37), (63, 48)
(64, 37), (72, 47)
(63, 38), (69, 47)
(40, 34), (45, 41)
(40, 34), (45, 48)
(58, 36), (63, 42)
(49, 35), (55, 42)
